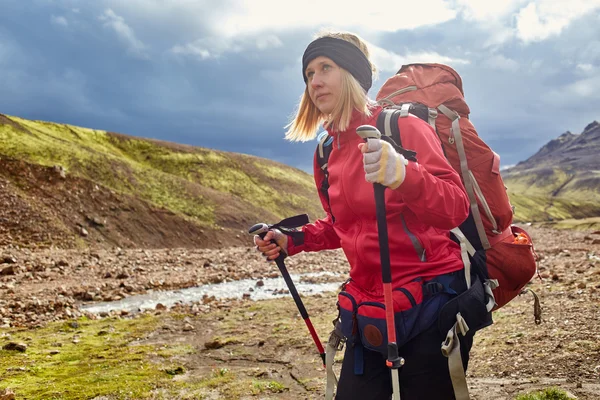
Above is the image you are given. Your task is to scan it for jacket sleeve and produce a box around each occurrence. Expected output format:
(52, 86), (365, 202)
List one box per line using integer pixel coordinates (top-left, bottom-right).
(397, 116), (469, 229)
(287, 151), (341, 256)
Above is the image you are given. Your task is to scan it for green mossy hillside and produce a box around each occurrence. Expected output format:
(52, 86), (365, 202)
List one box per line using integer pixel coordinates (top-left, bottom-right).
(0, 114), (323, 234)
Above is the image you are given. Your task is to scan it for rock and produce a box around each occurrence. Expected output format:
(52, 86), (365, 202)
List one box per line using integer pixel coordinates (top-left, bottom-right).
(53, 165), (66, 179)
(593, 239), (600, 245)
(256, 280), (264, 287)
(155, 303), (167, 310)
(3, 342), (27, 352)
(165, 366), (185, 375)
(183, 323), (194, 332)
(0, 266), (16, 276)
(0, 388), (16, 400)
(1, 256), (16, 264)
(80, 227), (88, 237)
(204, 339), (225, 349)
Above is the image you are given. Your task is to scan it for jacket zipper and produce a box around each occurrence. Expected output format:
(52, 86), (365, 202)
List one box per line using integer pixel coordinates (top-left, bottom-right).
(400, 214), (426, 262)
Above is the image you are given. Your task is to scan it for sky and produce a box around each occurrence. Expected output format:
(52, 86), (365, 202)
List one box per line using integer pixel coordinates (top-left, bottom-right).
(1, 0), (599, 173)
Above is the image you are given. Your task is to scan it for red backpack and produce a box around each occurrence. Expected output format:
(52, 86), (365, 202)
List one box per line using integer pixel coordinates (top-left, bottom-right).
(317, 63), (539, 311)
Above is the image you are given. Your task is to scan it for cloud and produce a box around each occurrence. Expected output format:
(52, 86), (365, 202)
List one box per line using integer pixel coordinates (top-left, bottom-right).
(482, 54), (519, 71)
(577, 63), (595, 73)
(51, 15), (68, 27)
(451, 0), (600, 46)
(369, 45), (470, 72)
(256, 35), (283, 50)
(203, 0), (457, 36)
(99, 8), (148, 59)
(560, 76), (600, 98)
(171, 34), (283, 60)
(457, 0), (527, 21)
(516, 0), (600, 43)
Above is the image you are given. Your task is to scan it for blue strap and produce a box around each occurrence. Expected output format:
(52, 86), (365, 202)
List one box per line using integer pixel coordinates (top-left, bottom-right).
(353, 342), (364, 375)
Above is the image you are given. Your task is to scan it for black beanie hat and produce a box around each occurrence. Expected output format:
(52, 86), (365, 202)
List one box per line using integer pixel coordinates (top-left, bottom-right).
(302, 36), (372, 93)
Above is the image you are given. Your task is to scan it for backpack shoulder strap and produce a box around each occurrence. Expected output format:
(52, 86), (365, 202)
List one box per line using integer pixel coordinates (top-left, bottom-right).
(376, 107), (418, 162)
(315, 131), (335, 221)
(376, 107), (403, 146)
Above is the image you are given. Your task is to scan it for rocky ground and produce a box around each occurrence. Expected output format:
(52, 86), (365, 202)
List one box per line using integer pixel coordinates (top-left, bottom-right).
(1, 224), (600, 399)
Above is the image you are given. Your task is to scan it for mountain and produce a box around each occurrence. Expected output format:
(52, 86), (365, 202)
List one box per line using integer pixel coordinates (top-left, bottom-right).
(0, 114), (324, 249)
(502, 121), (600, 222)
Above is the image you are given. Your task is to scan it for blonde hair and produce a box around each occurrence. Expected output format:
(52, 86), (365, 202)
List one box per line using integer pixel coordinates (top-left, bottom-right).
(285, 31), (377, 142)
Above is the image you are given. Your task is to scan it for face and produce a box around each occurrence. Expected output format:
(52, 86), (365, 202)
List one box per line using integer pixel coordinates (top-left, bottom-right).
(305, 56), (342, 115)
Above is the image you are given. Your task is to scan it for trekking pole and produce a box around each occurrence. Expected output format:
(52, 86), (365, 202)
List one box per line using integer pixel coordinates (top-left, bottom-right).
(356, 125), (404, 400)
(248, 214), (326, 367)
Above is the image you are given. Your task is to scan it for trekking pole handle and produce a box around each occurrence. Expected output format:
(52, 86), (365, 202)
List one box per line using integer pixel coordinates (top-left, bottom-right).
(356, 124), (381, 141)
(248, 223), (270, 236)
(249, 223), (287, 263)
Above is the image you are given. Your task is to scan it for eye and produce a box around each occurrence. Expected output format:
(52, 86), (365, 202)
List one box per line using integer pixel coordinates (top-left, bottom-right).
(306, 70), (314, 79)
(323, 64), (331, 71)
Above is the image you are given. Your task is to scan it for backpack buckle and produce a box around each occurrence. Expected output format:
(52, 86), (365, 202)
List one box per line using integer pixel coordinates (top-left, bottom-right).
(424, 281), (444, 296)
(328, 318), (346, 351)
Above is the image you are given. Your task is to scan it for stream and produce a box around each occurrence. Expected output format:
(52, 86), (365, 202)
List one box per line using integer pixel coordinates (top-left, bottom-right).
(80, 271), (345, 314)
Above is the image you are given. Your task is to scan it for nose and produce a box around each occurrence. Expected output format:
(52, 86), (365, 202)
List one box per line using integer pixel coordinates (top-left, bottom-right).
(309, 72), (323, 90)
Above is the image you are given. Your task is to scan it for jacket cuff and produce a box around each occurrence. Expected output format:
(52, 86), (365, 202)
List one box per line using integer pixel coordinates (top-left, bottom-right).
(286, 232), (305, 256)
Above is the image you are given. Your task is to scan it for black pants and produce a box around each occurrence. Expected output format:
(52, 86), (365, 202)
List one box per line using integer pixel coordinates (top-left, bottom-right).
(335, 271), (475, 400)
(335, 323), (473, 400)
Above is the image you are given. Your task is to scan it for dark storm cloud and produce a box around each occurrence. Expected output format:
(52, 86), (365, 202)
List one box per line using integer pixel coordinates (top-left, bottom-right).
(0, 1), (598, 173)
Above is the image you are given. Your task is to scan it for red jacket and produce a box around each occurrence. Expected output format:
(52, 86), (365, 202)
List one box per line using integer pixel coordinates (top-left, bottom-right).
(287, 106), (469, 296)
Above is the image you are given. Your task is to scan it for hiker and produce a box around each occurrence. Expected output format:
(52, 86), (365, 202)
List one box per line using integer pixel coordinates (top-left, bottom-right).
(255, 31), (476, 400)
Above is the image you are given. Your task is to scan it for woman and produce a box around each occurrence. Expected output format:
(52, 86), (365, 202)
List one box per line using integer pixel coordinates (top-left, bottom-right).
(255, 31), (474, 400)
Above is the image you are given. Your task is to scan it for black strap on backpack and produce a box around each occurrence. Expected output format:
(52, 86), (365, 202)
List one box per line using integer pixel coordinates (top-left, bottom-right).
(316, 132), (335, 222)
(376, 106), (419, 162)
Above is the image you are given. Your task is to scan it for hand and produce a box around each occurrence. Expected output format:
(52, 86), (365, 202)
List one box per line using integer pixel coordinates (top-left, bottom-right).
(254, 229), (288, 261)
(358, 138), (408, 189)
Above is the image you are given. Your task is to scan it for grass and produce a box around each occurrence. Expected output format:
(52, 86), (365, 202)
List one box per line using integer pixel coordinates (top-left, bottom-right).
(0, 114), (323, 228)
(515, 387), (573, 400)
(504, 166), (600, 222)
(536, 217), (600, 231)
(0, 315), (177, 399)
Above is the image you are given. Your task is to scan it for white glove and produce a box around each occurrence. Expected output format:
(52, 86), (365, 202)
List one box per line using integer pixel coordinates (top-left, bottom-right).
(254, 229), (288, 261)
(360, 138), (409, 189)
